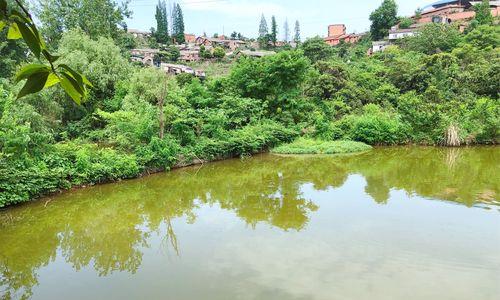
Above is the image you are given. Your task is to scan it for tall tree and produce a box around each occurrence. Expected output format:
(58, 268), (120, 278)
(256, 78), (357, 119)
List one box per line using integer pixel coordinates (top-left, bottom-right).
(283, 19), (290, 43)
(294, 20), (301, 43)
(258, 14), (268, 38)
(36, 0), (131, 45)
(270, 16), (278, 46)
(474, 0), (493, 25)
(369, 0), (398, 40)
(155, 0), (170, 44)
(172, 3), (185, 44)
(258, 14), (269, 48)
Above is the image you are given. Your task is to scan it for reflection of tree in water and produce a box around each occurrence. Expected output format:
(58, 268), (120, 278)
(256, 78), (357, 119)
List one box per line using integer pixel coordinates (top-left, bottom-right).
(0, 147), (498, 298)
(337, 147), (499, 207)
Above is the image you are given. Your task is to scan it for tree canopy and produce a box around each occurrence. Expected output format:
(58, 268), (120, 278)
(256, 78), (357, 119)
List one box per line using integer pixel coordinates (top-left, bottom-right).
(369, 0), (398, 40)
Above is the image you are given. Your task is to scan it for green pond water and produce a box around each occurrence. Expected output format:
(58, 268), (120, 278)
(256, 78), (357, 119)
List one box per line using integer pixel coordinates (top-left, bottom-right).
(1, 147), (499, 300)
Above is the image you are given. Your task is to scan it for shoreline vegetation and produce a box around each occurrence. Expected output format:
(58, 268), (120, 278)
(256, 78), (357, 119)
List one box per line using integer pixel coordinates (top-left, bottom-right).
(272, 138), (372, 154)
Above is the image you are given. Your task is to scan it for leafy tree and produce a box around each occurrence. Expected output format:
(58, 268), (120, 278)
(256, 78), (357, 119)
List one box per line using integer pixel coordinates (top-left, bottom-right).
(36, 0), (131, 44)
(56, 29), (131, 111)
(399, 17), (413, 29)
(199, 45), (212, 59)
(464, 24), (499, 49)
(369, 0), (398, 40)
(300, 37), (334, 62)
(157, 45), (180, 62)
(229, 50), (309, 103)
(171, 3), (185, 44)
(270, 15), (277, 46)
(414, 8), (423, 19)
(294, 20), (300, 43)
(401, 23), (462, 54)
(155, 0), (169, 44)
(213, 46), (225, 60)
(474, 0), (493, 25)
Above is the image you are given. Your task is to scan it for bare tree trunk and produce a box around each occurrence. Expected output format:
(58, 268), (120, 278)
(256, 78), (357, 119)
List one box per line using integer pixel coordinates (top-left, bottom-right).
(158, 78), (168, 139)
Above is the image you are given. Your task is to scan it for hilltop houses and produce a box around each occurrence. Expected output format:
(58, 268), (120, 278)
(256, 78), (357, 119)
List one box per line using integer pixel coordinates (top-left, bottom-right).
(194, 36), (247, 51)
(370, 0), (500, 54)
(324, 24), (363, 46)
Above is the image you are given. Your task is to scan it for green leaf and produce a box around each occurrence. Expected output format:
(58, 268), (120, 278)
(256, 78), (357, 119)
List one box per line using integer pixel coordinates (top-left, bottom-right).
(42, 49), (59, 63)
(7, 23), (22, 39)
(60, 72), (84, 105)
(0, 21), (6, 32)
(59, 64), (93, 87)
(17, 71), (50, 99)
(15, 64), (50, 82)
(44, 73), (60, 88)
(15, 20), (41, 58)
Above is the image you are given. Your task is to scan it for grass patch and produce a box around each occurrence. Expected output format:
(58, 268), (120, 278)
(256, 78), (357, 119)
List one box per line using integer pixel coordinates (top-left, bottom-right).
(271, 138), (372, 155)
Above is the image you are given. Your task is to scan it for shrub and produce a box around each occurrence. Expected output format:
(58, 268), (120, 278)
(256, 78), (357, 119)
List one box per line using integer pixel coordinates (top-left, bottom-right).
(338, 104), (407, 145)
(0, 142), (141, 207)
(135, 136), (180, 169)
(213, 47), (226, 60)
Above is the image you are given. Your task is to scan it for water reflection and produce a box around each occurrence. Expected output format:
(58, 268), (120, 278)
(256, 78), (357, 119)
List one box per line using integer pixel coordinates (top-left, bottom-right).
(0, 147), (498, 299)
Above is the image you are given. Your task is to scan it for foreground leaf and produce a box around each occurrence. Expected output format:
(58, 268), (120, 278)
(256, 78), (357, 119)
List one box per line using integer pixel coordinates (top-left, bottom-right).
(44, 73), (60, 88)
(59, 64), (93, 87)
(7, 22), (21, 39)
(60, 72), (84, 104)
(16, 64), (50, 82)
(17, 71), (50, 99)
(15, 20), (41, 58)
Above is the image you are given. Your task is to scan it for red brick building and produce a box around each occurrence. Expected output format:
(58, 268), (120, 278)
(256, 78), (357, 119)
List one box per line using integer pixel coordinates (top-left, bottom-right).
(324, 24), (362, 46)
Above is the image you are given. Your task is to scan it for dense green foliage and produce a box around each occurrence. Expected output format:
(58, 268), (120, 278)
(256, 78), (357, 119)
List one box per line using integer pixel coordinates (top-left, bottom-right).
(272, 138), (372, 154)
(0, 3), (499, 207)
(474, 0), (494, 26)
(37, 0), (131, 45)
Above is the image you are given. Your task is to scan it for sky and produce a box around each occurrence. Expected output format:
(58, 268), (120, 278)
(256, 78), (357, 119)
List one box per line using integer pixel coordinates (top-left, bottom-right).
(125, 0), (435, 39)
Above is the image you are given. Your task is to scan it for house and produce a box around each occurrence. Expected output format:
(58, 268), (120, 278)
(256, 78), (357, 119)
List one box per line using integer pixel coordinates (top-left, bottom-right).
(388, 27), (419, 41)
(324, 24), (362, 46)
(238, 50), (276, 57)
(195, 36), (214, 48)
(128, 29), (151, 39)
(130, 48), (159, 66)
(160, 63), (206, 78)
(370, 41), (391, 54)
(369, 0), (499, 54)
(184, 34), (196, 44)
(415, 0), (499, 26)
(195, 37), (246, 51)
(179, 49), (200, 62)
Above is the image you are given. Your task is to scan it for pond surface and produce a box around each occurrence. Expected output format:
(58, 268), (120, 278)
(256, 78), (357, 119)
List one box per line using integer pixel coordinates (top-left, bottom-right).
(1, 147), (499, 300)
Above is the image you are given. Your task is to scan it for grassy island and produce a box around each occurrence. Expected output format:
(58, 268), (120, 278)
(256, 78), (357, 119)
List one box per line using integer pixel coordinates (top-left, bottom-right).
(272, 139), (372, 155)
